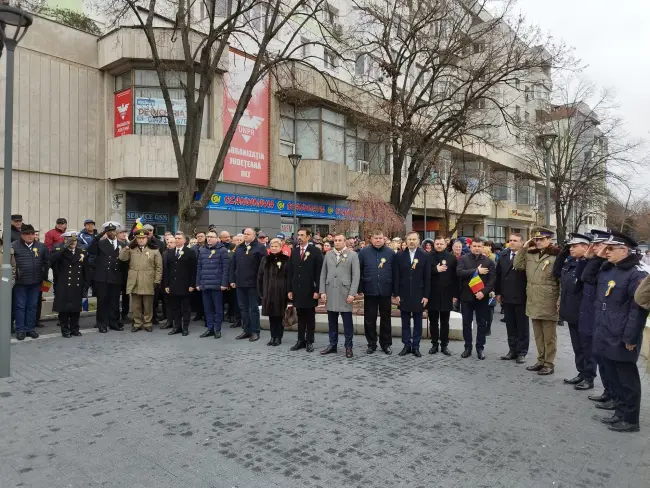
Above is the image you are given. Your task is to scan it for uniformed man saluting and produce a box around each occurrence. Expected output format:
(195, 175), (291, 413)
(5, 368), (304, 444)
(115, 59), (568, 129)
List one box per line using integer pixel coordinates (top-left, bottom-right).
(88, 223), (127, 333)
(50, 231), (90, 338)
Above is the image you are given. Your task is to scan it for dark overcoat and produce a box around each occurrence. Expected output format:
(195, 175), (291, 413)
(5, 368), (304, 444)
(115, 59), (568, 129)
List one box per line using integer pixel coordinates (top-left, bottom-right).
(552, 248), (586, 325)
(50, 246), (90, 313)
(579, 257), (606, 335)
(88, 236), (127, 284)
(494, 249), (527, 306)
(393, 248), (431, 312)
(163, 246), (197, 296)
(257, 252), (290, 317)
(428, 250), (459, 311)
(288, 243), (324, 308)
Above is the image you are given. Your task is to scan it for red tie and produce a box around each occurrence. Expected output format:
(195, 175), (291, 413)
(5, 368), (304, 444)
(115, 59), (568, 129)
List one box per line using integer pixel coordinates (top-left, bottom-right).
(300, 247), (305, 260)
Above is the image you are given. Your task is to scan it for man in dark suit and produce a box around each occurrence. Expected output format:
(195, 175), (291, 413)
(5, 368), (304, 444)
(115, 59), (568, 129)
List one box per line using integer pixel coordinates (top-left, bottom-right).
(495, 233), (529, 364)
(394, 232), (430, 357)
(428, 235), (459, 356)
(164, 231), (197, 336)
(288, 228), (324, 352)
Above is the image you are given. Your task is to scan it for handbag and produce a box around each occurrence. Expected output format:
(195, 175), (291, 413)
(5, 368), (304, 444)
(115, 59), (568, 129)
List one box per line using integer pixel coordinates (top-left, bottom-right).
(283, 306), (298, 329)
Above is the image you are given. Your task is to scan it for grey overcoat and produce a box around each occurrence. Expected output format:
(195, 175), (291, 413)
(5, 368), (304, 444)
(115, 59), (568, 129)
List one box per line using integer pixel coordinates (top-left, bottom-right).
(319, 249), (360, 313)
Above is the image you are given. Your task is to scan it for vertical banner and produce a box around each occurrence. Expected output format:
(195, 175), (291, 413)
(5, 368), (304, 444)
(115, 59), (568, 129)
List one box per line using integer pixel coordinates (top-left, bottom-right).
(114, 88), (132, 138)
(222, 50), (270, 186)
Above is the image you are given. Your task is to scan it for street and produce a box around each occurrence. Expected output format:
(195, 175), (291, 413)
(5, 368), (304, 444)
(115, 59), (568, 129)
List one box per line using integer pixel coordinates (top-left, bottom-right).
(0, 312), (648, 488)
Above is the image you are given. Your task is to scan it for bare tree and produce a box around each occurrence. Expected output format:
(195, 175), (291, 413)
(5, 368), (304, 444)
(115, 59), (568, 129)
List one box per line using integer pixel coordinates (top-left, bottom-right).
(331, 191), (404, 237)
(339, 0), (572, 220)
(93, 0), (336, 232)
(518, 77), (645, 242)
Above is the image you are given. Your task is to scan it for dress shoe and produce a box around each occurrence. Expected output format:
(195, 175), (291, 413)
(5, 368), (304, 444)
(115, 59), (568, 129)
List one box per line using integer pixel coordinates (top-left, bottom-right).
(306, 342), (314, 352)
(537, 367), (554, 376)
(159, 322), (171, 330)
(115, 326), (124, 331)
(26, 331), (39, 339)
(193, 315), (204, 322)
(366, 345), (376, 354)
(398, 346), (412, 356)
(564, 375), (583, 385)
(460, 348), (472, 358)
(595, 399), (616, 410)
(412, 348), (422, 358)
(99, 327), (108, 334)
(131, 327), (140, 333)
(381, 346), (392, 355)
(500, 351), (517, 360)
(267, 339), (275, 346)
(249, 334), (260, 342)
(441, 345), (451, 356)
(36, 322), (45, 328)
(477, 349), (485, 360)
(71, 331), (82, 337)
(608, 421), (640, 433)
(109, 325), (121, 331)
(168, 328), (181, 335)
(575, 379), (594, 391)
(588, 392), (611, 402)
(152, 318), (159, 325)
(16, 332), (26, 341)
(200, 330), (215, 338)
(516, 356), (526, 364)
(345, 348), (353, 358)
(62, 332), (71, 338)
(273, 338), (282, 346)
(236, 332), (252, 340)
(290, 341), (306, 351)
(320, 345), (338, 355)
(429, 344), (439, 354)
(229, 322), (240, 328)
(181, 330), (189, 337)
(144, 327), (153, 332)
(485, 328), (491, 336)
(599, 414), (622, 425)
(526, 363), (544, 372)
(214, 332), (222, 339)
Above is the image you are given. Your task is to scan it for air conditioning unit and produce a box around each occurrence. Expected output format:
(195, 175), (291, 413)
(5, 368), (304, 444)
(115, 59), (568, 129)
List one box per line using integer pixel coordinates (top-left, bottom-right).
(357, 160), (370, 173)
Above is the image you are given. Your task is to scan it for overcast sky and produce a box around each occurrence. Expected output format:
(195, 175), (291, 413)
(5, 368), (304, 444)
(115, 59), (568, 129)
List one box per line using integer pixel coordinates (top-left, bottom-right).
(516, 0), (650, 190)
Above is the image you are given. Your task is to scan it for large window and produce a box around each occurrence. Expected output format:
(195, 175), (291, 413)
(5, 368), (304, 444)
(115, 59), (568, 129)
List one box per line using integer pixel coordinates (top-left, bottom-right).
(516, 179), (536, 205)
(128, 70), (209, 138)
(487, 225), (506, 241)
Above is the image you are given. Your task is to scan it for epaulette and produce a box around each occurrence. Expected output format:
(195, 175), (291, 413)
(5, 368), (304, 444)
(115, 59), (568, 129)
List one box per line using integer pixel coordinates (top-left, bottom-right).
(55, 247), (62, 252)
(635, 263), (650, 273)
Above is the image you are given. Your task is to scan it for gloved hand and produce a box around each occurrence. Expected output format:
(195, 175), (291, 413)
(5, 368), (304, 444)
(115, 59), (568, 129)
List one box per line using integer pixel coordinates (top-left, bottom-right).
(64, 237), (76, 248)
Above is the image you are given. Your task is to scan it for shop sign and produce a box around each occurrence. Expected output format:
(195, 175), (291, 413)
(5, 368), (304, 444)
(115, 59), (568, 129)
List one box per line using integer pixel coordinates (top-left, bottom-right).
(280, 223), (294, 235)
(509, 208), (534, 220)
(126, 211), (169, 223)
(222, 49), (270, 186)
(205, 192), (350, 219)
(134, 97), (188, 126)
(114, 88), (132, 137)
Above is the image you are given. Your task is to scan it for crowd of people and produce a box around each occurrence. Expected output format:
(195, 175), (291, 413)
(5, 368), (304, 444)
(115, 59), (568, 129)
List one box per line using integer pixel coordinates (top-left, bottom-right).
(4, 212), (650, 433)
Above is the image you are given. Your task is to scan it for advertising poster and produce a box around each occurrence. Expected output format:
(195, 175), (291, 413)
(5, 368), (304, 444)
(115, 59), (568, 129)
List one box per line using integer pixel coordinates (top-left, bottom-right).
(222, 50), (270, 186)
(114, 88), (132, 137)
(135, 97), (188, 126)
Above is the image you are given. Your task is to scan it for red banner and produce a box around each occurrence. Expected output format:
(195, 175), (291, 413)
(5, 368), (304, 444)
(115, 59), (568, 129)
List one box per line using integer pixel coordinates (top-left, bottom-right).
(114, 88), (132, 138)
(222, 50), (270, 186)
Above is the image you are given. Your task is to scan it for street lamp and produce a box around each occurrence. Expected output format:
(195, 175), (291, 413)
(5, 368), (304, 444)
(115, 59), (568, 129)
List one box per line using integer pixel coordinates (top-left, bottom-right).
(536, 133), (557, 228)
(0, 4), (33, 379)
(287, 153), (302, 237)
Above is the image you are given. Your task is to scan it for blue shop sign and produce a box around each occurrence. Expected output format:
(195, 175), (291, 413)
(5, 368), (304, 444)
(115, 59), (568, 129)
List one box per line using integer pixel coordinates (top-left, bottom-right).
(126, 211), (169, 223)
(204, 192), (352, 220)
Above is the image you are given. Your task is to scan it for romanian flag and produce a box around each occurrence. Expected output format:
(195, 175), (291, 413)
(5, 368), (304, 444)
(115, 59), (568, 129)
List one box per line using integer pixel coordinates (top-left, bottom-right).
(135, 217), (144, 230)
(41, 280), (53, 293)
(468, 271), (484, 293)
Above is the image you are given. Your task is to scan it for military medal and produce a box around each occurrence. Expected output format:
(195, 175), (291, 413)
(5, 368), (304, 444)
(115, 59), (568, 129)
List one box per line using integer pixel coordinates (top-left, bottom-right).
(379, 257), (386, 268)
(605, 280), (616, 297)
(412, 258), (418, 270)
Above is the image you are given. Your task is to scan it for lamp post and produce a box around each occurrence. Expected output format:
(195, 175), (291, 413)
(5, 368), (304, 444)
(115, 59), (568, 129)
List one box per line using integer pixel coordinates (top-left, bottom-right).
(0, 4), (33, 379)
(287, 154), (302, 237)
(536, 133), (557, 228)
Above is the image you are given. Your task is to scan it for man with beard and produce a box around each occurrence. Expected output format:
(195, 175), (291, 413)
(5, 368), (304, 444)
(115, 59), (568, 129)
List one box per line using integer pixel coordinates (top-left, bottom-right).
(428, 235), (458, 356)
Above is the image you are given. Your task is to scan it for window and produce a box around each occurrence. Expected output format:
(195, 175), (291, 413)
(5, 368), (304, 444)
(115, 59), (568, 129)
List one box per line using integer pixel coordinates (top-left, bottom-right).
(491, 171), (509, 201)
(584, 151), (593, 163)
(487, 226), (506, 241)
(323, 3), (338, 24)
(394, 14), (405, 38)
(516, 179), (536, 205)
(473, 42), (485, 54)
(524, 86), (531, 101)
(472, 98), (486, 110)
(515, 105), (521, 120)
(515, 78), (520, 90)
(324, 49), (338, 70)
(300, 37), (310, 59)
(131, 69), (209, 138)
(355, 53), (367, 76)
(245, 3), (267, 32)
(524, 111), (529, 122)
(586, 216), (596, 225)
(279, 104), (295, 157)
(115, 71), (132, 92)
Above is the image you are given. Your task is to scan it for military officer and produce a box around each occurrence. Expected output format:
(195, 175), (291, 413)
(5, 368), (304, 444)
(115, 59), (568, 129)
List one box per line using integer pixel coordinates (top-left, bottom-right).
(88, 223), (127, 333)
(594, 231), (648, 433)
(50, 231), (90, 338)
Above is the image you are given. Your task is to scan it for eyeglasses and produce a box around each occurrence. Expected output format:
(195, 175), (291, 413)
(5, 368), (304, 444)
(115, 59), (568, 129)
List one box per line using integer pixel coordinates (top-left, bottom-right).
(605, 245), (626, 251)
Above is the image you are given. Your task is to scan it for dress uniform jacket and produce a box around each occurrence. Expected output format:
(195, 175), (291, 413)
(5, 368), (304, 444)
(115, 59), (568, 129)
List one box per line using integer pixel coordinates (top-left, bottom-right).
(119, 244), (163, 295)
(163, 246), (197, 296)
(513, 245), (560, 321)
(89, 237), (126, 284)
(288, 243), (324, 309)
(579, 257), (606, 335)
(319, 248), (360, 313)
(552, 248), (587, 325)
(50, 246), (90, 313)
(429, 250), (459, 311)
(594, 255), (648, 362)
(393, 248), (431, 312)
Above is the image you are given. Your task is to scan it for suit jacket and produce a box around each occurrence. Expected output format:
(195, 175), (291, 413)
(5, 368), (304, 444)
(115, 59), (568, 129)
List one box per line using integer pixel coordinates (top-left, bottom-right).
(393, 248), (431, 312)
(288, 243), (324, 309)
(319, 248), (360, 313)
(494, 249), (527, 306)
(163, 246), (197, 296)
(88, 236), (127, 285)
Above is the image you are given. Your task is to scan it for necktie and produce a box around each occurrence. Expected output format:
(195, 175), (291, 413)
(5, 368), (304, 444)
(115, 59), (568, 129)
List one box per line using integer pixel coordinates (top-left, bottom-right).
(336, 252), (341, 264)
(112, 240), (116, 250)
(176, 248), (181, 259)
(300, 247), (305, 260)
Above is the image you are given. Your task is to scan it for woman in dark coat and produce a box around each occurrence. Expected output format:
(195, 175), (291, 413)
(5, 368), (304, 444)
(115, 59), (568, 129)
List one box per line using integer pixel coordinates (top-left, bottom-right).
(50, 232), (90, 338)
(257, 238), (290, 346)
(428, 237), (459, 355)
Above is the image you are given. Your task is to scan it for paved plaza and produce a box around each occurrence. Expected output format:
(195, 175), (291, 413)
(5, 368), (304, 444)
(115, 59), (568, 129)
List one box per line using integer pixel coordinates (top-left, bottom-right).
(1, 314), (648, 488)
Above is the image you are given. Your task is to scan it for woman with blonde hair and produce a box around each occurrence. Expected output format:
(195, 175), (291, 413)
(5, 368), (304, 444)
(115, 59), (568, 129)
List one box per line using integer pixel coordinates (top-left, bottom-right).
(257, 238), (290, 346)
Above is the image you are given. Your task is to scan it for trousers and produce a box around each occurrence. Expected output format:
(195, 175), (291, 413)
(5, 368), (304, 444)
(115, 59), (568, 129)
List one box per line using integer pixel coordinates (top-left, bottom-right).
(363, 295), (393, 348)
(202, 289), (224, 332)
(400, 311), (423, 348)
(59, 312), (81, 335)
(429, 310), (450, 346)
(13, 284), (41, 333)
(297, 308), (316, 343)
(95, 281), (121, 329)
(236, 287), (260, 334)
(602, 357), (641, 424)
(595, 353), (614, 398)
(461, 299), (489, 350)
(269, 316), (284, 339)
(327, 311), (353, 348)
(503, 303), (529, 356)
(567, 324), (597, 379)
(531, 319), (557, 368)
(131, 294), (154, 329)
(169, 295), (191, 331)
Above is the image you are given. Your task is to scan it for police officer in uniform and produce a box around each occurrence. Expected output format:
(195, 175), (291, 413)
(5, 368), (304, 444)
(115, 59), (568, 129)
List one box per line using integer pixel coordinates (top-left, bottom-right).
(88, 223), (126, 333)
(593, 231), (648, 433)
(50, 231), (90, 338)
